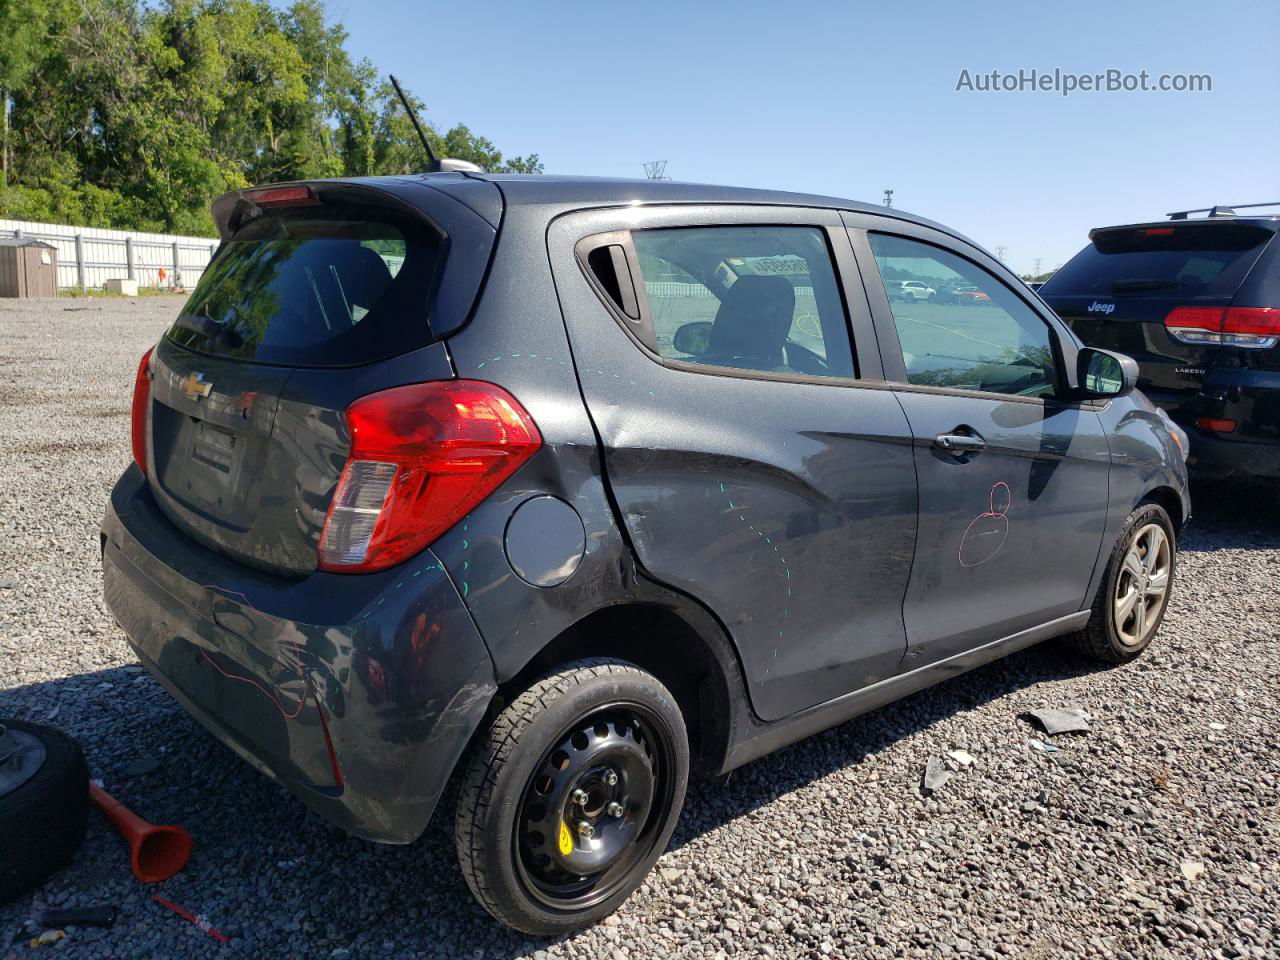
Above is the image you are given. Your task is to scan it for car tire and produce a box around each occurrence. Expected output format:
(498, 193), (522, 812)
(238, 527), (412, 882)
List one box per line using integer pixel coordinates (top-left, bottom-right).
(0, 720), (90, 904)
(455, 658), (689, 936)
(1064, 502), (1177, 664)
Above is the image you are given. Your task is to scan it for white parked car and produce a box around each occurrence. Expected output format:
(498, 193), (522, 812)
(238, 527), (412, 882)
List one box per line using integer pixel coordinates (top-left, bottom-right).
(896, 280), (936, 301)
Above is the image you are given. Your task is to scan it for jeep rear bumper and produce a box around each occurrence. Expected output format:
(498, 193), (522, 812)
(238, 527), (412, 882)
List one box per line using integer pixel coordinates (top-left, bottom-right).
(1187, 430), (1280, 480)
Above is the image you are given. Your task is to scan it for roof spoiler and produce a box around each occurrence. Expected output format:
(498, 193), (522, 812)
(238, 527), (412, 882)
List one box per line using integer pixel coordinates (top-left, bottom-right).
(210, 180), (439, 241)
(1167, 202), (1280, 220)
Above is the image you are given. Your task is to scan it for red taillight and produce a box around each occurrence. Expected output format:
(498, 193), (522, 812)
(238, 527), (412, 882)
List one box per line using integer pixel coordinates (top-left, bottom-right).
(131, 348), (154, 472)
(244, 185), (316, 207)
(317, 380), (542, 573)
(1222, 306), (1280, 338)
(1165, 306), (1280, 348)
(1196, 417), (1237, 433)
(1164, 306), (1223, 346)
(1142, 227), (1175, 237)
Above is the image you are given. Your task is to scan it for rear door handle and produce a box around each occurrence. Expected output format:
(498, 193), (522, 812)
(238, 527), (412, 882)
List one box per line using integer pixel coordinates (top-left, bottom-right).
(933, 430), (986, 455)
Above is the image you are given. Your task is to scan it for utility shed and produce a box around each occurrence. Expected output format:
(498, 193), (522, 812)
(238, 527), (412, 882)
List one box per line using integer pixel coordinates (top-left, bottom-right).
(0, 237), (58, 298)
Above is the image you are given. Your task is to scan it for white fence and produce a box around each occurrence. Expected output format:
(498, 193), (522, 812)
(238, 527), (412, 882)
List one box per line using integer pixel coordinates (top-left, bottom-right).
(0, 218), (218, 291)
(644, 280), (816, 299)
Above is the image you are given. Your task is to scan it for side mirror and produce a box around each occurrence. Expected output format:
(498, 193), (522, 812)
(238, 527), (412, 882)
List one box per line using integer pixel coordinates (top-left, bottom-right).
(1078, 347), (1138, 398)
(672, 321), (712, 357)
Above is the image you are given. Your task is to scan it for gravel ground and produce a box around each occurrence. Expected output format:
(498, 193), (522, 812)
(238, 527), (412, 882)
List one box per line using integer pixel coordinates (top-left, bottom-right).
(0, 296), (1276, 960)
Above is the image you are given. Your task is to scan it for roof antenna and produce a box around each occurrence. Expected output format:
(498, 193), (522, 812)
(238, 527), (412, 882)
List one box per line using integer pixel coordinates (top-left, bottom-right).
(388, 74), (482, 174)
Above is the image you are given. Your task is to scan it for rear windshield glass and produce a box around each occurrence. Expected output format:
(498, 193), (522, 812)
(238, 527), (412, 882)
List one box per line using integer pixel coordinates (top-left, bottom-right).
(1042, 223), (1273, 299)
(167, 204), (442, 366)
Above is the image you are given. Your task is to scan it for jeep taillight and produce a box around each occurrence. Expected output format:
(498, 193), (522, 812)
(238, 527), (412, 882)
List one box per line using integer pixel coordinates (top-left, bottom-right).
(1221, 307), (1280, 347)
(1165, 306), (1280, 349)
(317, 381), (542, 573)
(131, 348), (154, 473)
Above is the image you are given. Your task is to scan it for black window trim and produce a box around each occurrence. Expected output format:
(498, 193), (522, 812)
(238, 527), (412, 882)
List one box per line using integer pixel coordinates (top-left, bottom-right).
(843, 214), (1090, 408)
(574, 219), (882, 389)
(574, 230), (657, 352)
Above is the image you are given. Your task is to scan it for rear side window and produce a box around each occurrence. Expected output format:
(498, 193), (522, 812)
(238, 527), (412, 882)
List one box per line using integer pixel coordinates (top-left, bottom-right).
(168, 205), (442, 366)
(1042, 223), (1273, 298)
(629, 226), (855, 379)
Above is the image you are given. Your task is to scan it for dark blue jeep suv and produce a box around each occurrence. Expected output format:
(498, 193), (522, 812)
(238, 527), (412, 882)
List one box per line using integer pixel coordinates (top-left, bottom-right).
(1041, 204), (1279, 481)
(101, 174), (1189, 934)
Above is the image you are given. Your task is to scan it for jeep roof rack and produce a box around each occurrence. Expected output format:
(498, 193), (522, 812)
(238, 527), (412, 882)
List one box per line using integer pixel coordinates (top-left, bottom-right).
(1167, 202), (1280, 220)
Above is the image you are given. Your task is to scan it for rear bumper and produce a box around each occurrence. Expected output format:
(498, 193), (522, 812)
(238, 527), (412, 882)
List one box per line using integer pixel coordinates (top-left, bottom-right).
(1187, 430), (1280, 479)
(1130, 366), (1279, 481)
(101, 466), (496, 843)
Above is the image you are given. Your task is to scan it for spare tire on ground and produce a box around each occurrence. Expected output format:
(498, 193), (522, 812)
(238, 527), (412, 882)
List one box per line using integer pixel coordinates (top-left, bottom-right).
(0, 719), (89, 903)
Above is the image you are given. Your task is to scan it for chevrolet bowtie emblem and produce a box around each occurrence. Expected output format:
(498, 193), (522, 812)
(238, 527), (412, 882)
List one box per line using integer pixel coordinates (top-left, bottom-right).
(183, 372), (213, 402)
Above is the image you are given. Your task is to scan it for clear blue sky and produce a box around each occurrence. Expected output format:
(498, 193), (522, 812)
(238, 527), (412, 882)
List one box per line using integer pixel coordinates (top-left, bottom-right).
(325, 0), (1279, 276)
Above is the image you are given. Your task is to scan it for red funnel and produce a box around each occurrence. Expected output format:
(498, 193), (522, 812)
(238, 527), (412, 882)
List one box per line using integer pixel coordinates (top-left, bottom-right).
(89, 783), (192, 883)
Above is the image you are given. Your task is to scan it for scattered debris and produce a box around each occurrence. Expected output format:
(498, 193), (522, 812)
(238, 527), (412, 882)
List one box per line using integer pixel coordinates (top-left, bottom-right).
(122, 755), (162, 778)
(1152, 765), (1173, 791)
(1027, 739), (1060, 753)
(44, 706), (59, 721)
(0, 578), (17, 590)
(1025, 707), (1090, 736)
(947, 749), (976, 767)
(1208, 722), (1227, 731)
(152, 896), (230, 945)
(921, 757), (953, 794)
(39, 905), (118, 929)
(1180, 861), (1205, 883)
(27, 930), (65, 948)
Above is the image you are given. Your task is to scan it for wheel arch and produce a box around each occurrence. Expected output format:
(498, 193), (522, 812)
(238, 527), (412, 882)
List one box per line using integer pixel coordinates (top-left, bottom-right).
(1141, 485), (1185, 538)
(495, 599), (747, 778)
(1080, 479), (1185, 623)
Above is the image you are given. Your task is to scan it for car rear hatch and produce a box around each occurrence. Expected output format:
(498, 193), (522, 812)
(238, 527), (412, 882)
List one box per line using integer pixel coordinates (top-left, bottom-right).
(139, 177), (499, 576)
(1040, 221), (1277, 420)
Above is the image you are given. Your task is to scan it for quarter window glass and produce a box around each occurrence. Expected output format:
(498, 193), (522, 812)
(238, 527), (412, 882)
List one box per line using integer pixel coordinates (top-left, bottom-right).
(868, 234), (1059, 398)
(631, 226), (854, 379)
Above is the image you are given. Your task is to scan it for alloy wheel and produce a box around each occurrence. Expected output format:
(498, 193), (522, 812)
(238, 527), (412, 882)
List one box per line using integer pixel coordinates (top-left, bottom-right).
(1113, 522), (1172, 646)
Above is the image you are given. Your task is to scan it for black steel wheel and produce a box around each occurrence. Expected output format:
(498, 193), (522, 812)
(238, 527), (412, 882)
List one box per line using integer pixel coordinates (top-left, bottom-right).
(455, 658), (689, 935)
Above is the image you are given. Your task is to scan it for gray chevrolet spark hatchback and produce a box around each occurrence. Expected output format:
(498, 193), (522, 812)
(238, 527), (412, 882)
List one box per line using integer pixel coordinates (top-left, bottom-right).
(102, 173), (1189, 934)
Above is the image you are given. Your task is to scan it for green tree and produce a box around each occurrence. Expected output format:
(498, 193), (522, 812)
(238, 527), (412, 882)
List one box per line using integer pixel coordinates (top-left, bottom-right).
(0, 0), (541, 235)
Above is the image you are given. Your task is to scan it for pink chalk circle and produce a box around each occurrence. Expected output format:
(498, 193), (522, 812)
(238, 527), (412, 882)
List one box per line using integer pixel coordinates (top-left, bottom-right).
(959, 482), (1013, 568)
